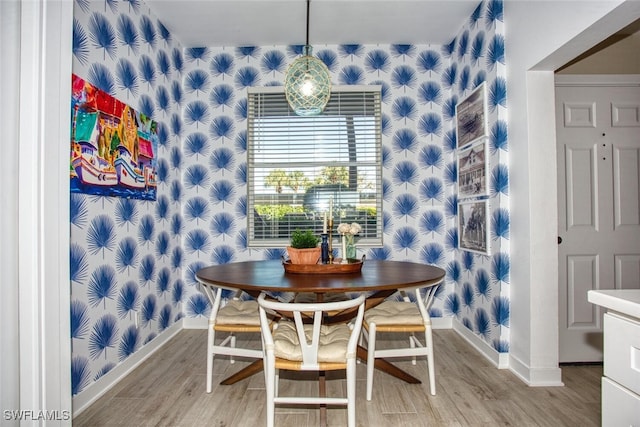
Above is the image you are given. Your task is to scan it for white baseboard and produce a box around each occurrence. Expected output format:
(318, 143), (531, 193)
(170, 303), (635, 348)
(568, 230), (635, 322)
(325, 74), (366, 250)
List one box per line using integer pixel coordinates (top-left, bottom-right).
(509, 353), (564, 386)
(432, 316), (453, 329)
(182, 316), (208, 329)
(449, 319), (563, 386)
(452, 318), (510, 369)
(72, 321), (183, 417)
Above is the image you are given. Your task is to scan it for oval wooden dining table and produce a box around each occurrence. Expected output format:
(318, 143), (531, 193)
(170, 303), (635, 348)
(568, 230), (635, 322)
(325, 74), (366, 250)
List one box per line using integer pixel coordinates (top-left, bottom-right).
(195, 259), (445, 386)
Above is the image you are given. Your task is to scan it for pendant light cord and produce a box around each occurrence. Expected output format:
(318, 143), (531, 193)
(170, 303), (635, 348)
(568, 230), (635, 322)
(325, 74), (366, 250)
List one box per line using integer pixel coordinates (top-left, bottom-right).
(305, 0), (310, 46)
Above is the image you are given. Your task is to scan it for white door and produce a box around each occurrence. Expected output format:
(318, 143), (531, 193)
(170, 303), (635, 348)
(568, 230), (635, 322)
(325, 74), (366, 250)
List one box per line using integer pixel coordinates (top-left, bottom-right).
(556, 76), (640, 363)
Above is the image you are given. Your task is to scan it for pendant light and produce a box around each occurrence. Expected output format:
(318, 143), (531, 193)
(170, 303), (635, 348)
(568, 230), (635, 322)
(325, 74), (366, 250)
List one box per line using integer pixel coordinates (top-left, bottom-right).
(284, 0), (331, 116)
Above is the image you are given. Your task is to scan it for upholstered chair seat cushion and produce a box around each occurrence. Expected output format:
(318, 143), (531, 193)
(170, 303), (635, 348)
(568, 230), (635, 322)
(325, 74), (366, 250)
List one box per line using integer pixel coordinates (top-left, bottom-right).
(364, 301), (423, 326)
(272, 320), (351, 362)
(216, 300), (261, 325)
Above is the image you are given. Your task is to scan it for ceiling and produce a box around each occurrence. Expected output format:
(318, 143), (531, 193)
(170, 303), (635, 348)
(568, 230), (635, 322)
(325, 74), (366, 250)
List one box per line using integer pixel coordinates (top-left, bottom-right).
(146, 0), (481, 48)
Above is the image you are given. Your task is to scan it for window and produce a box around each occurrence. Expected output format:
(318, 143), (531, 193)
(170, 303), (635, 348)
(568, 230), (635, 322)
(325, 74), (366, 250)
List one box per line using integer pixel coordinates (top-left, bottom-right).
(247, 86), (383, 248)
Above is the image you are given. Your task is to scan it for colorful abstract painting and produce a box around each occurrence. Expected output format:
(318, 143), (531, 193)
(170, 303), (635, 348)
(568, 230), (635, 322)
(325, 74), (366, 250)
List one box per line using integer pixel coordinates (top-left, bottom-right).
(70, 74), (157, 200)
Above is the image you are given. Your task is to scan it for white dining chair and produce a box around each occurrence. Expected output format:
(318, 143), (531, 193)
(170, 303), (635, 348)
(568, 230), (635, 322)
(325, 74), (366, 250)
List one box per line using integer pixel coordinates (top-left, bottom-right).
(360, 281), (443, 401)
(199, 284), (264, 393)
(257, 292), (366, 427)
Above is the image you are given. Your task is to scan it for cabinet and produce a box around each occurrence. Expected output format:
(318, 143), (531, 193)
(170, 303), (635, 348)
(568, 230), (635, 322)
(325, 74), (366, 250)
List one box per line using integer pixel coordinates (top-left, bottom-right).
(588, 290), (640, 426)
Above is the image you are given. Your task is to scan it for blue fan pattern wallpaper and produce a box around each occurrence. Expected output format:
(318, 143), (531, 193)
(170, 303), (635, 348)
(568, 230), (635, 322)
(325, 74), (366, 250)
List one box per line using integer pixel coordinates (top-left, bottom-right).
(70, 0), (508, 396)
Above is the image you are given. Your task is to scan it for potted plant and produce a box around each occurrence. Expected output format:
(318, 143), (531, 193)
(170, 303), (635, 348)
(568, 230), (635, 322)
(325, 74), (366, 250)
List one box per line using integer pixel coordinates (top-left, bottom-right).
(287, 229), (321, 264)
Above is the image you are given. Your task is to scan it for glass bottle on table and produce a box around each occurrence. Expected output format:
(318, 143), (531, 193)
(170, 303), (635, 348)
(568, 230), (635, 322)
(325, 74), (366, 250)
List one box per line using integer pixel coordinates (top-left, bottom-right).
(345, 234), (356, 260)
(320, 234), (329, 264)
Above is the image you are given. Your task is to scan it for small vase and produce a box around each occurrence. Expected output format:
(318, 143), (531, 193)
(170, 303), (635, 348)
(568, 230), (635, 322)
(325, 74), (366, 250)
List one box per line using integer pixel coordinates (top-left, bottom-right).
(320, 234), (329, 264)
(346, 242), (357, 260)
(344, 234), (357, 260)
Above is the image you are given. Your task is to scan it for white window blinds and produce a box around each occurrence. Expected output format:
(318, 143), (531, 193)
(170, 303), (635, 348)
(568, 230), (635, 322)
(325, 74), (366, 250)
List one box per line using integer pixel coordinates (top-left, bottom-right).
(246, 86), (383, 248)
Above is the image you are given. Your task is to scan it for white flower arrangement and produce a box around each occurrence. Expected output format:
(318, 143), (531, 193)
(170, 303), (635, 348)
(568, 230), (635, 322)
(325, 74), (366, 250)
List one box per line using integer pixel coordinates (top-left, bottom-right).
(337, 223), (361, 263)
(337, 222), (361, 236)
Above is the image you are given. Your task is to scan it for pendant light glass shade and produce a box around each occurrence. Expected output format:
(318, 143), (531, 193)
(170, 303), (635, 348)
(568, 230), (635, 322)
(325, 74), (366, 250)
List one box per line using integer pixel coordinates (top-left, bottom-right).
(284, 0), (331, 116)
(284, 46), (331, 116)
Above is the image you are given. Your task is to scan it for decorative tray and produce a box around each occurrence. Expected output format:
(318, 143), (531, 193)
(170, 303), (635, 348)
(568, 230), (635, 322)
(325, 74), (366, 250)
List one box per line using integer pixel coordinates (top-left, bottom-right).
(282, 256), (365, 275)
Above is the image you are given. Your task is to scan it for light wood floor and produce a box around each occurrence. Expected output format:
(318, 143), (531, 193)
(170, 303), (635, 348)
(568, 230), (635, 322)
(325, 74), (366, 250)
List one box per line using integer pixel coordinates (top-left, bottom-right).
(73, 329), (602, 426)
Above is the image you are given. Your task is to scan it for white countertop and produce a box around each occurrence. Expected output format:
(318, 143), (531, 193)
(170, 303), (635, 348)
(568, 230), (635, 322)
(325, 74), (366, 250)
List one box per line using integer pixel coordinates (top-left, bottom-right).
(588, 289), (640, 319)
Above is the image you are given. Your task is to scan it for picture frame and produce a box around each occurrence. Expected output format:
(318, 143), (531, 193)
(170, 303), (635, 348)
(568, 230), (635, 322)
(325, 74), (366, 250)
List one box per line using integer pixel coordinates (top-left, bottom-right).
(455, 82), (488, 149)
(70, 74), (158, 200)
(458, 199), (490, 255)
(457, 138), (489, 199)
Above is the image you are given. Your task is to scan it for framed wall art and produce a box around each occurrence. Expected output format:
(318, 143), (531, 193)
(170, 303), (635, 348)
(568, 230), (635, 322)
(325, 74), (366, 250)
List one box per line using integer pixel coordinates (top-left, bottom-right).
(457, 138), (489, 199)
(70, 74), (158, 200)
(458, 199), (490, 255)
(455, 82), (488, 149)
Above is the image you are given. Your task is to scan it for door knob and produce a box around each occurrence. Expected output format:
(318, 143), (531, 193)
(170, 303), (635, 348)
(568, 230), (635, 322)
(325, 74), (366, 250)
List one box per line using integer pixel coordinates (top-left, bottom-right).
(557, 236), (562, 244)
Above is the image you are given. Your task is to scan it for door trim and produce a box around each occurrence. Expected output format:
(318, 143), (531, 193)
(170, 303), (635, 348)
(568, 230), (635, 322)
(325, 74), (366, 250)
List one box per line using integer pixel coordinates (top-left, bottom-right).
(556, 74), (640, 87)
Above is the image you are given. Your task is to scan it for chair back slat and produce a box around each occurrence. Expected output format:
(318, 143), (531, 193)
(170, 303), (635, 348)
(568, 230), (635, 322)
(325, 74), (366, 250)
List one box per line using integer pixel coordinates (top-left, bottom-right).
(258, 293), (366, 369)
(292, 310), (323, 366)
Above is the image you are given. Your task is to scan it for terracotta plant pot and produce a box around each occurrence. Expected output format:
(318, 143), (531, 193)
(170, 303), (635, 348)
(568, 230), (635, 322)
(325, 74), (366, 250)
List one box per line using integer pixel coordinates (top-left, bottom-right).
(286, 246), (321, 265)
